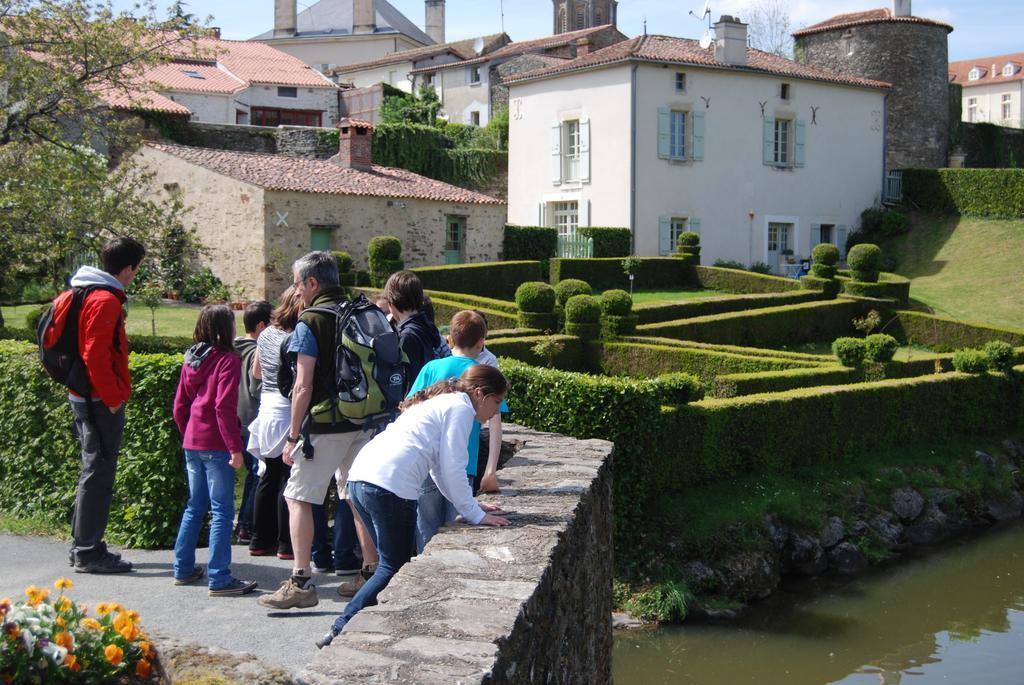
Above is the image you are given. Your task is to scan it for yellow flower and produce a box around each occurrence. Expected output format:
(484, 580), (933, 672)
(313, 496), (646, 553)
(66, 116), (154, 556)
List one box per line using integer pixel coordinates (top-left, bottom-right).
(56, 617), (67, 629)
(139, 640), (154, 659)
(118, 624), (139, 642)
(104, 644), (124, 666)
(25, 586), (50, 607)
(126, 610), (140, 623)
(81, 618), (102, 631)
(54, 577), (73, 591)
(95, 602), (112, 616)
(57, 597), (73, 613)
(24, 585), (40, 598)
(54, 631), (74, 650)
(109, 603), (125, 614)
(135, 659), (152, 678)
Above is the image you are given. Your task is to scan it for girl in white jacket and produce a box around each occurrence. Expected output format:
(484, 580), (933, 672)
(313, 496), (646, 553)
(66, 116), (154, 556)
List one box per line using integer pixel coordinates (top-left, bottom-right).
(317, 364), (511, 647)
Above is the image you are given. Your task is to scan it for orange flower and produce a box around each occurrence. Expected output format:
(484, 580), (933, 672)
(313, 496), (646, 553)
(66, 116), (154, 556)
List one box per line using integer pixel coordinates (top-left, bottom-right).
(95, 603), (112, 616)
(126, 610), (140, 623)
(56, 617), (66, 629)
(81, 618), (102, 631)
(113, 613), (130, 632)
(54, 577), (73, 591)
(139, 640), (151, 655)
(110, 603), (125, 614)
(4, 624), (20, 640)
(104, 644), (124, 666)
(118, 624), (139, 642)
(65, 654), (81, 673)
(57, 597), (73, 612)
(54, 631), (74, 650)
(135, 659), (152, 678)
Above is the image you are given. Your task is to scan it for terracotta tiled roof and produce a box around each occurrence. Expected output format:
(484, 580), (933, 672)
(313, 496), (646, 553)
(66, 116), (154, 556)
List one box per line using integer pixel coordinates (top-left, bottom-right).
(505, 34), (891, 90)
(791, 8), (953, 38)
(333, 33), (510, 75)
(180, 37), (338, 88)
(145, 143), (504, 205)
(144, 61), (247, 94)
(949, 52), (1024, 86)
(411, 25), (624, 74)
(100, 86), (192, 116)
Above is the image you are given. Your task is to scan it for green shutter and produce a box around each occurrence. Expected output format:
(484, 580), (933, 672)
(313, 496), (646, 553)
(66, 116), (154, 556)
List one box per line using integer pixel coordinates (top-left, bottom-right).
(551, 123), (562, 185)
(795, 120), (806, 167)
(837, 225), (849, 259)
(538, 203), (546, 226)
(690, 218), (701, 236)
(579, 118), (591, 183)
(658, 108), (671, 159)
(692, 111), (705, 161)
(579, 199), (590, 227)
(310, 227), (332, 252)
(658, 216), (672, 255)
(810, 224), (821, 247)
(763, 117), (775, 164)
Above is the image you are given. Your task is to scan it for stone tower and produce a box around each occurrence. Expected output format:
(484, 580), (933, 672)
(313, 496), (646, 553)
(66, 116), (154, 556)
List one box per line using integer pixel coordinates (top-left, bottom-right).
(793, 1), (953, 170)
(553, 0), (618, 34)
(425, 0), (445, 44)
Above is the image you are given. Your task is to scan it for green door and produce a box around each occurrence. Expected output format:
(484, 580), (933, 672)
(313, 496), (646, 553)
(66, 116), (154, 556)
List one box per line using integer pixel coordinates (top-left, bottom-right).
(444, 217), (465, 265)
(310, 227), (332, 252)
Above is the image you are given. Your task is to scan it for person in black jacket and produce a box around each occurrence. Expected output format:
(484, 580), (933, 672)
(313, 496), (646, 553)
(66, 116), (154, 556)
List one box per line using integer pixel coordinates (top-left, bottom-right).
(383, 271), (442, 383)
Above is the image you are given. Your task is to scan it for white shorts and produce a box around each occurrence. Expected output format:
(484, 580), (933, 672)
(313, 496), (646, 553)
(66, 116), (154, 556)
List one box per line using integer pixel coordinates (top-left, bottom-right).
(283, 431), (370, 504)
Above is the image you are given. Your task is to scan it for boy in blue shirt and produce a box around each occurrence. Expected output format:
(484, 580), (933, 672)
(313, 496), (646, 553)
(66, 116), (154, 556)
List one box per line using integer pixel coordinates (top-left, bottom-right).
(408, 310), (507, 552)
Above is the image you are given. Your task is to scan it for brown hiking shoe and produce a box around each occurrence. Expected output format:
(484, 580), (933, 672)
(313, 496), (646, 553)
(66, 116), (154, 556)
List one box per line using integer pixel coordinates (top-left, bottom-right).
(258, 579), (318, 609)
(337, 565), (375, 597)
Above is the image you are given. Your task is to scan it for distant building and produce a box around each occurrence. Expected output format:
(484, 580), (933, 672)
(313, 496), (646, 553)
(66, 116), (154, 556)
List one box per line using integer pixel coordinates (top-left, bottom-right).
(135, 120), (505, 298)
(553, 0), (618, 34)
(793, 1), (953, 169)
(949, 53), (1024, 128)
(506, 19), (890, 274)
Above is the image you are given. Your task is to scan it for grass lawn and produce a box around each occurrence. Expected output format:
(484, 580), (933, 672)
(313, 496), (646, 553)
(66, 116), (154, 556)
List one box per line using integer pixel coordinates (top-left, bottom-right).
(620, 288), (723, 305)
(2, 301), (243, 339)
(878, 214), (1024, 331)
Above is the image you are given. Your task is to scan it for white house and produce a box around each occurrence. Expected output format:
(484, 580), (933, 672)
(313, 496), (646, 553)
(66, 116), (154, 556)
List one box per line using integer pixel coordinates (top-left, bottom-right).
(505, 17), (891, 274)
(949, 53), (1024, 128)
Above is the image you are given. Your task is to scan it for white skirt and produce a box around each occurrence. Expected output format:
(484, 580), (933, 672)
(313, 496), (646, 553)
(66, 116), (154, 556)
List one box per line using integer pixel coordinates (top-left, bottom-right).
(247, 392), (292, 474)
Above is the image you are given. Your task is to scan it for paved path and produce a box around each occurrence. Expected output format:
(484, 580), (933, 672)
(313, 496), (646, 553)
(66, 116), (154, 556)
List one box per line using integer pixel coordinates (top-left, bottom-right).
(0, 534), (352, 676)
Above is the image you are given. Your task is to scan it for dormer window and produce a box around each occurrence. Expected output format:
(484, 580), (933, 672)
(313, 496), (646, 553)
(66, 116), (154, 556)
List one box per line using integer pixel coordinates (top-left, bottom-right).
(1004, 63), (1017, 77)
(968, 67), (981, 81)
(182, 70), (205, 79)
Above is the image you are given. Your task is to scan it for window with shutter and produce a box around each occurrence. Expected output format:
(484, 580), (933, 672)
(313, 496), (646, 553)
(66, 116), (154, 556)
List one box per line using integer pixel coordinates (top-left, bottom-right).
(658, 108), (671, 159)
(763, 117), (775, 164)
(794, 120), (806, 168)
(579, 119), (591, 183)
(551, 123), (562, 185)
(692, 111), (705, 161)
(658, 216), (672, 256)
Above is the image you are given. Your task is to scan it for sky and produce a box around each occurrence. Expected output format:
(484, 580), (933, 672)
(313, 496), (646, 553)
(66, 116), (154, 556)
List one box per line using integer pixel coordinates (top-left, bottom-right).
(121, 0), (1018, 61)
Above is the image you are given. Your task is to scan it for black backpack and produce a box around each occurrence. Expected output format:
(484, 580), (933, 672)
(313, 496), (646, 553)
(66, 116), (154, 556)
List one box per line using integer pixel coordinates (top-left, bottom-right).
(36, 285), (121, 397)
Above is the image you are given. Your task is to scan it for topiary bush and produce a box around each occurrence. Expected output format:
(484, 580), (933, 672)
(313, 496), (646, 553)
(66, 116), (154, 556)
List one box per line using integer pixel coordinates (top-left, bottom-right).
(600, 289), (633, 316)
(799, 275), (841, 297)
(564, 294), (601, 324)
(809, 263), (837, 279)
(368, 236), (404, 287)
(811, 242), (839, 266)
(554, 278), (592, 306)
(864, 333), (899, 363)
(847, 243), (881, 283)
(677, 231), (701, 248)
(515, 281), (556, 313)
(601, 314), (639, 338)
(516, 311), (559, 331)
(332, 250), (353, 274)
(833, 337), (867, 367)
(952, 348), (989, 374)
(983, 340), (1015, 373)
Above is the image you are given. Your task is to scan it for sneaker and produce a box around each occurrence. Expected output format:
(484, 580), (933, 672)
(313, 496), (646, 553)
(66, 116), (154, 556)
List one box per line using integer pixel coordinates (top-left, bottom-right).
(173, 565), (205, 586)
(249, 547), (278, 557)
(316, 631), (338, 649)
(209, 578), (258, 597)
(74, 552), (133, 574)
(234, 527), (253, 545)
(277, 551), (295, 561)
(258, 579), (318, 609)
(337, 573), (367, 598)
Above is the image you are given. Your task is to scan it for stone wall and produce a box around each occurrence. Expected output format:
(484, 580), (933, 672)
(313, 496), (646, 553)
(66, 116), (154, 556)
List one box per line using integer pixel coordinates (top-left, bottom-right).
(796, 22), (950, 170)
(302, 425), (614, 685)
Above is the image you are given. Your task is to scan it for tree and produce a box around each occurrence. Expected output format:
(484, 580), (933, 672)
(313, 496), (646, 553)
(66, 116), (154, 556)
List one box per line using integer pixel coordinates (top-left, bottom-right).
(379, 84), (441, 125)
(743, 0), (794, 59)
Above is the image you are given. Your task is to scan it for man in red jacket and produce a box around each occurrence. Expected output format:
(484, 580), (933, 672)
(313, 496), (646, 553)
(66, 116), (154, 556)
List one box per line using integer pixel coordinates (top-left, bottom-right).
(67, 237), (145, 574)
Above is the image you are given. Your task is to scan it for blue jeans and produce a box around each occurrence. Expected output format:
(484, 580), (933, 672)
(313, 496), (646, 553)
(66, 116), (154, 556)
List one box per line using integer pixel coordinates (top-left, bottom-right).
(333, 500), (360, 570)
(415, 476), (461, 553)
(174, 450), (236, 589)
(311, 501), (333, 569)
(236, 448), (258, 531)
(332, 481), (417, 634)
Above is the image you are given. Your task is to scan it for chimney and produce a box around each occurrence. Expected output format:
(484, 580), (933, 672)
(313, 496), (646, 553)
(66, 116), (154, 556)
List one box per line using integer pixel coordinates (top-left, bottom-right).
(576, 37), (592, 56)
(425, 0), (445, 44)
(209, 26), (221, 39)
(274, 0), (296, 37)
(353, 0), (376, 35)
(333, 119), (374, 170)
(893, 0), (912, 17)
(714, 15), (747, 66)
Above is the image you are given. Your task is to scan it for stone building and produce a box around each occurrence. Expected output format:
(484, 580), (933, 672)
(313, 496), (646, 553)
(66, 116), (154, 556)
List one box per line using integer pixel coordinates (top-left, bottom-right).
(134, 120), (505, 299)
(553, 0), (618, 34)
(949, 52), (1024, 128)
(792, 1), (953, 170)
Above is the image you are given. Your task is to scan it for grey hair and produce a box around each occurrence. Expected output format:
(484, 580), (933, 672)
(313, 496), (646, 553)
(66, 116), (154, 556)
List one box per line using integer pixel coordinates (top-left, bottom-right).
(293, 251), (339, 287)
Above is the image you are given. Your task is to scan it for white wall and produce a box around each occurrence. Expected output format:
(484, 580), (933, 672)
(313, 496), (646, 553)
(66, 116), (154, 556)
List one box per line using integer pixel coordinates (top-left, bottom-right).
(338, 63), (414, 91)
(437, 64), (492, 125)
(507, 65), (633, 229)
(261, 34), (425, 73)
(166, 91), (236, 123)
(961, 82), (1024, 127)
(632, 64), (885, 268)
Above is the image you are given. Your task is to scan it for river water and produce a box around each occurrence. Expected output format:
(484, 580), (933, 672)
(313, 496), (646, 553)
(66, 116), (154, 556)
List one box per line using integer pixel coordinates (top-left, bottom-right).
(614, 524), (1024, 684)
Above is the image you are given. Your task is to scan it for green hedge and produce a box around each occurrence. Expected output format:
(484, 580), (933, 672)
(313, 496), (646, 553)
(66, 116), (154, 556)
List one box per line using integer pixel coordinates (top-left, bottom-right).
(0, 326), (191, 355)
(901, 168), (1024, 218)
(708, 365), (861, 398)
(0, 341), (187, 548)
(423, 290), (517, 314)
(549, 258), (697, 291)
(669, 371), (1024, 486)
(598, 342), (818, 382)
(489, 335), (585, 371)
(578, 227), (631, 257)
(888, 310), (1024, 352)
(835, 270), (911, 305)
(356, 287), (518, 329)
(411, 261), (542, 300)
(637, 300), (865, 347)
(503, 226), (558, 261)
(694, 266), (802, 294)
(618, 335), (833, 363)
(633, 290), (825, 325)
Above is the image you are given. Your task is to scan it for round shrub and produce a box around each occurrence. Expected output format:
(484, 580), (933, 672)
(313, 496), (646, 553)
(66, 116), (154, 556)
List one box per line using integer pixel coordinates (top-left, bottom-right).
(811, 242), (840, 266)
(515, 281), (556, 313)
(564, 294), (601, 324)
(848, 243), (881, 281)
(517, 311), (559, 331)
(677, 231), (700, 248)
(600, 289), (633, 316)
(332, 250), (353, 273)
(554, 278), (592, 306)
(864, 333), (899, 363)
(25, 305), (48, 331)
(367, 235), (402, 261)
(832, 337), (867, 367)
(809, 263), (837, 279)
(564, 321), (601, 340)
(952, 348), (989, 374)
(983, 340), (1015, 373)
